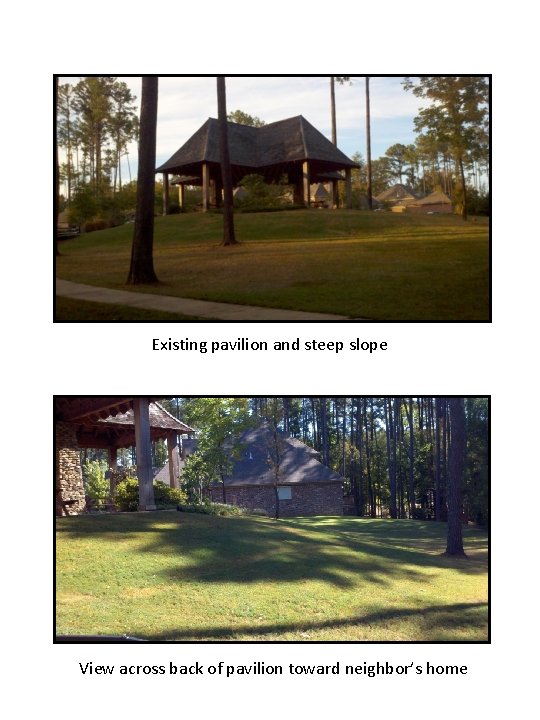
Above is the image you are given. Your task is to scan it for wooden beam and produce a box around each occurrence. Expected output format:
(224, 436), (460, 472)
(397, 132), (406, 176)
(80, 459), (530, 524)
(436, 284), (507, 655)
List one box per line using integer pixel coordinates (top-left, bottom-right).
(56, 398), (133, 422)
(133, 398), (156, 510)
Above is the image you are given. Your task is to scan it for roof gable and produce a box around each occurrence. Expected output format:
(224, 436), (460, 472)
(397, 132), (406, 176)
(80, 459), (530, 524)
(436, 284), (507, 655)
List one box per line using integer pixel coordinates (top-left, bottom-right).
(221, 423), (343, 487)
(156, 115), (358, 174)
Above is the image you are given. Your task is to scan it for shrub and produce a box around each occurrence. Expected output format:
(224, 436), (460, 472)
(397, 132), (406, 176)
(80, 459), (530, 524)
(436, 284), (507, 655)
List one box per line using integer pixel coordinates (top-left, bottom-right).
(114, 478), (139, 511)
(153, 481), (188, 507)
(250, 507), (270, 517)
(113, 478), (188, 511)
(176, 502), (250, 517)
(82, 459), (110, 508)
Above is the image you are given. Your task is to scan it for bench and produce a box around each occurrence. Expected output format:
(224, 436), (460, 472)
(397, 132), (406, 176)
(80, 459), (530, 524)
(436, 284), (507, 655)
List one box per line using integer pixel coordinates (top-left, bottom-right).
(57, 222), (80, 240)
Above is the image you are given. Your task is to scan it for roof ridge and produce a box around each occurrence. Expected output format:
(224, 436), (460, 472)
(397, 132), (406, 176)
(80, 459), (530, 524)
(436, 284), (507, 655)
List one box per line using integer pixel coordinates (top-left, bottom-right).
(298, 115), (308, 159)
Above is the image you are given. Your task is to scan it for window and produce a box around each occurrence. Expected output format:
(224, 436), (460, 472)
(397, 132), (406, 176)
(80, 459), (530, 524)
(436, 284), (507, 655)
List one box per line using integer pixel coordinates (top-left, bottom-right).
(277, 486), (292, 500)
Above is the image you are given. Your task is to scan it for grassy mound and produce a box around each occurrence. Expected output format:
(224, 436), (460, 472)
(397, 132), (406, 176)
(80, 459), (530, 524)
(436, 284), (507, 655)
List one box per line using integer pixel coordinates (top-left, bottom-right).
(56, 210), (489, 321)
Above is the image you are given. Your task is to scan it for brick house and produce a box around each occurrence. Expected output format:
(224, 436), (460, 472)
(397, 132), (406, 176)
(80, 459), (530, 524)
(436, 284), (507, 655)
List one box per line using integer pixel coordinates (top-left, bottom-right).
(208, 424), (344, 517)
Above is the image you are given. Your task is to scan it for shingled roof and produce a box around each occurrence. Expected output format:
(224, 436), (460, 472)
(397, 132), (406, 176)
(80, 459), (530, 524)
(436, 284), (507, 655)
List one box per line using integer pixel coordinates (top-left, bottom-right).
(220, 423), (343, 487)
(410, 190), (453, 206)
(74, 402), (193, 449)
(156, 116), (358, 181)
(375, 184), (419, 203)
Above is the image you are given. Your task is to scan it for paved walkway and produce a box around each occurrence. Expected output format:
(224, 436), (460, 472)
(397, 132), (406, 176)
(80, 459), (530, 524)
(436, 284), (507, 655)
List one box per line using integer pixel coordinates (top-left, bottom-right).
(56, 279), (354, 322)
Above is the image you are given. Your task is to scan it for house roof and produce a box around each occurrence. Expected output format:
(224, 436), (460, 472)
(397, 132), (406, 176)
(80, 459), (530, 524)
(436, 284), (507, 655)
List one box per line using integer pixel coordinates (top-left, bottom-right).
(156, 116), (359, 182)
(375, 184), (419, 203)
(410, 190), (453, 206)
(219, 423), (343, 487)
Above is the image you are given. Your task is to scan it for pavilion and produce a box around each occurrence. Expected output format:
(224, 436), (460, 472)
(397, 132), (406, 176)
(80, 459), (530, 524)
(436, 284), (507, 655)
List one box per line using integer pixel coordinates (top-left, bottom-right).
(155, 115), (359, 212)
(55, 397), (193, 516)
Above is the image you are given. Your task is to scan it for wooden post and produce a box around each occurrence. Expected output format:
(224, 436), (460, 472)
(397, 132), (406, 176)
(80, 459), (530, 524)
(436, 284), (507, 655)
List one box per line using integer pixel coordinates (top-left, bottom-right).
(167, 432), (178, 488)
(202, 163), (210, 212)
(332, 179), (338, 209)
(345, 168), (352, 209)
(303, 161), (311, 207)
(108, 447), (118, 497)
(133, 398), (156, 510)
(178, 183), (185, 210)
(108, 447), (118, 472)
(162, 173), (169, 216)
(215, 174), (223, 208)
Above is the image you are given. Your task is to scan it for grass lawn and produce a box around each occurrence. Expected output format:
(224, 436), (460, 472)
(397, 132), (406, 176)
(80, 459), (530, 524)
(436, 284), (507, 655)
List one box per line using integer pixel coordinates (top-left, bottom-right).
(55, 297), (208, 322)
(56, 210), (490, 321)
(56, 513), (489, 641)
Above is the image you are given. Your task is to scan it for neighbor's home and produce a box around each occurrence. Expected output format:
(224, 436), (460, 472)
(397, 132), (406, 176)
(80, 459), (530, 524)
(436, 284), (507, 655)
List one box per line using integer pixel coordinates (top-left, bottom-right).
(407, 190), (454, 214)
(375, 183), (419, 212)
(207, 423), (344, 517)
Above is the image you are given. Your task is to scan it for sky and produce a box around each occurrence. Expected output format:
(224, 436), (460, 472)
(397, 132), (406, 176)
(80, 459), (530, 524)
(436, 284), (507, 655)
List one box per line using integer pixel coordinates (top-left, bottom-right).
(59, 75), (428, 182)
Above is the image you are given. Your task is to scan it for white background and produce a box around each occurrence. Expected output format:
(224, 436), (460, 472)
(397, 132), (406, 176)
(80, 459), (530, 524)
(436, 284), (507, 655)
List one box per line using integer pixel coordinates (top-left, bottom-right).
(2, 3), (536, 718)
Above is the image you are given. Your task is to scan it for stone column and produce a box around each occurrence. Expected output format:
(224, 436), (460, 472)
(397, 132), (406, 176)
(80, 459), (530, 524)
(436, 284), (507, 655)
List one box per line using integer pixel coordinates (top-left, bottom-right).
(56, 422), (86, 516)
(202, 163), (210, 212)
(162, 173), (170, 215)
(303, 161), (311, 207)
(133, 398), (156, 510)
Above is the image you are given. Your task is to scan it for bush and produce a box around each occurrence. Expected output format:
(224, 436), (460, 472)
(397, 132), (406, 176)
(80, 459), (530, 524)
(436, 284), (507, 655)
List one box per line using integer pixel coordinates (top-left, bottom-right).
(113, 478), (139, 511)
(113, 478), (188, 511)
(176, 502), (250, 517)
(82, 459), (109, 508)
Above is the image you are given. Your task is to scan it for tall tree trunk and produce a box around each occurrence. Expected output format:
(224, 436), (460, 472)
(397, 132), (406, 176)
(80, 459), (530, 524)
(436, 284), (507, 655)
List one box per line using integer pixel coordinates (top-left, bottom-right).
(320, 397), (329, 466)
(407, 397), (416, 518)
(330, 77), (337, 145)
(385, 398), (397, 519)
(55, 76), (60, 257)
(365, 398), (375, 517)
(365, 77), (373, 210)
(217, 76), (238, 246)
(458, 155), (468, 220)
(435, 399), (442, 520)
(445, 398), (467, 556)
(127, 76), (159, 285)
(442, 398), (448, 518)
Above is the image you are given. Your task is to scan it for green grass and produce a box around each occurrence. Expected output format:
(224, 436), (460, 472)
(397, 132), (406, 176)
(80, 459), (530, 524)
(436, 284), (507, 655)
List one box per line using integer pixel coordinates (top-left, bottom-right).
(55, 297), (208, 322)
(56, 513), (489, 641)
(56, 210), (490, 321)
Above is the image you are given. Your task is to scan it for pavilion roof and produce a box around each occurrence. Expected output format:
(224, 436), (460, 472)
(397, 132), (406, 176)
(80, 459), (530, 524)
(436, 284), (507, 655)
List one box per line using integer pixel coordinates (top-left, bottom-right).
(56, 398), (193, 449)
(156, 116), (359, 178)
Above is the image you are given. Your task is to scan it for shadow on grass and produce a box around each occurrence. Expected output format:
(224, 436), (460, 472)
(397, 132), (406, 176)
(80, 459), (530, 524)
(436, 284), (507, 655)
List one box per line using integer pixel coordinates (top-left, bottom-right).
(141, 601), (488, 641)
(57, 513), (488, 590)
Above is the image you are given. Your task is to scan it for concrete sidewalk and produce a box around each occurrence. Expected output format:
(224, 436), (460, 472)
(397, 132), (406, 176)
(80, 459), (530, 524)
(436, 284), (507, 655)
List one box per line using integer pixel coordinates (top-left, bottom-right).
(56, 279), (354, 322)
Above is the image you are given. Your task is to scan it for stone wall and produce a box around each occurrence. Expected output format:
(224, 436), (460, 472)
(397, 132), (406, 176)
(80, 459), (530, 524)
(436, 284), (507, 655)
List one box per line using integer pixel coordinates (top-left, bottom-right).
(209, 482), (343, 517)
(56, 422), (86, 516)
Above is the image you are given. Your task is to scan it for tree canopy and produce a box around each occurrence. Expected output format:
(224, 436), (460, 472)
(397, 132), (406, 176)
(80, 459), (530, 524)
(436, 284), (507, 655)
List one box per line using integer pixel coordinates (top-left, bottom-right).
(168, 397), (489, 529)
